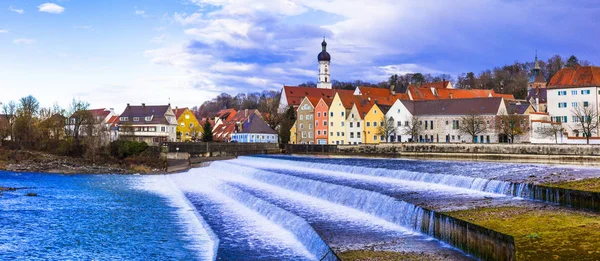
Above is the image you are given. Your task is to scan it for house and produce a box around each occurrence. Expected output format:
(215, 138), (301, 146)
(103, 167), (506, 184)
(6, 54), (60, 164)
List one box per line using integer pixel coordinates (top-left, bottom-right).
(327, 92), (356, 145)
(212, 109), (262, 142)
(289, 122), (297, 144)
(66, 108), (117, 138)
(547, 65), (600, 138)
(173, 107), (202, 142)
(345, 96), (372, 144)
(295, 97), (319, 144)
(231, 114), (278, 143)
(314, 98), (332, 145)
(117, 104), (178, 145)
(364, 103), (392, 144)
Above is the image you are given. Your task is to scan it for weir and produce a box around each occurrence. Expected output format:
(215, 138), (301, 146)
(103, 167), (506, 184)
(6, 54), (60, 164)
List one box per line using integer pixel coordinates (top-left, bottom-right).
(211, 160), (517, 261)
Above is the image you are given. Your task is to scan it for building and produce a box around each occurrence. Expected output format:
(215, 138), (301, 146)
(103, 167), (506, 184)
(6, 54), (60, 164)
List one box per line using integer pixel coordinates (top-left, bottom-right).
(117, 104), (178, 145)
(364, 103), (392, 144)
(314, 98), (332, 144)
(345, 96), (370, 145)
(173, 107), (202, 142)
(231, 114), (278, 143)
(527, 53), (548, 112)
(212, 109), (262, 142)
(296, 97), (318, 144)
(317, 38), (332, 89)
(547, 66), (600, 138)
(327, 92), (355, 145)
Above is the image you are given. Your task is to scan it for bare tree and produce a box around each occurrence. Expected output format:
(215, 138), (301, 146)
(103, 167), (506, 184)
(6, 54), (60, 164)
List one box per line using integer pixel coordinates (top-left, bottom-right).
(0, 116), (9, 145)
(459, 111), (489, 143)
(2, 101), (17, 141)
(496, 110), (529, 143)
(537, 123), (564, 144)
(376, 115), (397, 142)
(571, 102), (599, 144)
(68, 99), (92, 145)
(403, 116), (422, 142)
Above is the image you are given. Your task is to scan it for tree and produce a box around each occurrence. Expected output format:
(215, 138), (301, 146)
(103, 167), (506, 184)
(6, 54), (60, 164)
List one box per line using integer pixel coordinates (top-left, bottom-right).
(68, 99), (92, 148)
(376, 115), (396, 142)
(403, 116), (422, 142)
(566, 55), (580, 68)
(571, 102), (599, 144)
(190, 125), (202, 141)
(545, 55), (565, 81)
(279, 106), (296, 145)
(537, 123), (563, 144)
(202, 121), (213, 142)
(14, 95), (40, 148)
(459, 111), (489, 143)
(412, 73), (425, 85)
(0, 116), (9, 145)
(496, 110), (529, 143)
(1, 101), (17, 141)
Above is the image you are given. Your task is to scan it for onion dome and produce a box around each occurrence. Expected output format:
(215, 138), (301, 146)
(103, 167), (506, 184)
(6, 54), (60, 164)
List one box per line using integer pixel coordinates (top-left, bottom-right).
(317, 38), (331, 62)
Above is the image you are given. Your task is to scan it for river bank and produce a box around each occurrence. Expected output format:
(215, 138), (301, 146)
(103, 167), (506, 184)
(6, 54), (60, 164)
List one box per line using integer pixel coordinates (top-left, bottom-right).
(0, 149), (165, 174)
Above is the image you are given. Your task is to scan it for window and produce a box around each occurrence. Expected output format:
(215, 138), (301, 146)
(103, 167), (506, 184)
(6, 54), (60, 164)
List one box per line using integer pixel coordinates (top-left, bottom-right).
(317, 130), (321, 135)
(180, 122), (185, 127)
(300, 115), (304, 120)
(317, 112), (321, 117)
(341, 132), (345, 136)
(367, 122), (371, 127)
(380, 136), (384, 141)
(373, 122), (377, 127)
(374, 110), (377, 114)
(397, 121), (402, 127)
(341, 111), (345, 117)
(357, 132), (361, 138)
(584, 101), (589, 107)
(350, 122), (354, 128)
(189, 123), (194, 128)
(308, 132), (312, 138)
(324, 120), (327, 126)
(315, 121), (319, 127)
(452, 120), (460, 130)
(373, 135), (377, 140)
(397, 109), (401, 113)
(300, 123), (304, 129)
(330, 112), (333, 117)
(430, 121), (434, 129)
(133, 117), (139, 122)
(330, 122), (333, 127)
(558, 102), (567, 108)
(405, 121), (409, 126)
(337, 132), (340, 137)
(161, 126), (166, 132)
(573, 116), (580, 122)
(145, 116), (153, 121)
(341, 122), (344, 127)
(425, 121), (428, 129)
(186, 132), (189, 136)
(357, 122), (361, 127)
(445, 120), (449, 125)
(120, 117), (128, 121)
(185, 115), (190, 119)
(571, 90), (578, 95)
(351, 113), (355, 119)
(330, 132), (333, 136)
(302, 132), (306, 138)
(572, 102), (578, 107)
(350, 132), (354, 138)
(380, 121), (384, 126)
(582, 90), (591, 95)
(558, 91), (567, 96)
(309, 124), (313, 129)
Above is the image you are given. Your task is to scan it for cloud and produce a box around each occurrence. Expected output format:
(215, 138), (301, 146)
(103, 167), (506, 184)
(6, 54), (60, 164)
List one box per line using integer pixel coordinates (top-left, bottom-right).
(150, 34), (167, 43)
(73, 25), (92, 30)
(13, 38), (36, 45)
(8, 6), (24, 14)
(38, 3), (65, 14)
(134, 7), (149, 18)
(0, 29), (9, 33)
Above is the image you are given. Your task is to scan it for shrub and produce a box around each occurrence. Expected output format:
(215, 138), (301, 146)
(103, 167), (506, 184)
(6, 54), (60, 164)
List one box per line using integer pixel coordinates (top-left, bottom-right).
(110, 140), (149, 159)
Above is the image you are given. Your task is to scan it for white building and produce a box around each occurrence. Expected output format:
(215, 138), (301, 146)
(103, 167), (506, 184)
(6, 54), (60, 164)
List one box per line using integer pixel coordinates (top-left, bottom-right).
(317, 38), (332, 89)
(117, 104), (178, 145)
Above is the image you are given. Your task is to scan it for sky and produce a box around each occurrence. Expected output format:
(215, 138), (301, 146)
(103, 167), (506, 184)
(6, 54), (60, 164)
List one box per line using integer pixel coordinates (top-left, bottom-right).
(1, 0), (599, 113)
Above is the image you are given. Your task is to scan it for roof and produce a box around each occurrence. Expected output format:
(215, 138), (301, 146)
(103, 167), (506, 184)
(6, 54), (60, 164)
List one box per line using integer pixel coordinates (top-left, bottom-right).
(238, 114), (277, 134)
(282, 86), (353, 107)
(531, 74), (546, 83)
(355, 87), (410, 104)
(548, 66), (600, 88)
(401, 97), (504, 116)
(408, 86), (514, 100)
(407, 81), (452, 90)
(229, 109), (260, 122)
(213, 123), (235, 141)
(173, 107), (189, 119)
(216, 109), (237, 121)
(505, 101), (531, 115)
(353, 96), (375, 119)
(527, 88), (547, 103)
(107, 115), (119, 127)
(118, 104), (173, 125)
(318, 40), (331, 62)
(70, 108), (111, 119)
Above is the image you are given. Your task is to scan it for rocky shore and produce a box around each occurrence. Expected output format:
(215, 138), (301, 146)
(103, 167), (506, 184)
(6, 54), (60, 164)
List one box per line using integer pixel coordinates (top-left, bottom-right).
(0, 149), (164, 174)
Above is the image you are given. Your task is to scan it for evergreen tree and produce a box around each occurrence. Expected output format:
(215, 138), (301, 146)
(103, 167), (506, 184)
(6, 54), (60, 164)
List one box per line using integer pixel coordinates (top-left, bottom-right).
(202, 121), (213, 142)
(566, 55), (580, 68)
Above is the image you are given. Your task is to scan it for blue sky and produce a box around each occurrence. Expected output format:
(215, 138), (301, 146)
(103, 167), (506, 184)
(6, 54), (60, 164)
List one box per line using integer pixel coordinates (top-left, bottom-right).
(1, 0), (599, 112)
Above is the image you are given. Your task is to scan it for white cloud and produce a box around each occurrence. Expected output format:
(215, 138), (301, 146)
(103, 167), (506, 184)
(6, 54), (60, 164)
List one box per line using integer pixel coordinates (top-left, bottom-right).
(13, 38), (36, 45)
(150, 34), (167, 43)
(8, 6), (24, 14)
(134, 7), (149, 18)
(74, 25), (92, 30)
(0, 29), (9, 33)
(38, 3), (65, 14)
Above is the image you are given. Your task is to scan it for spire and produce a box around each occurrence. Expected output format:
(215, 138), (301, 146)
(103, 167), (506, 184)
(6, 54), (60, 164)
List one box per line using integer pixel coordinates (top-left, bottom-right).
(321, 37), (327, 51)
(534, 49), (540, 70)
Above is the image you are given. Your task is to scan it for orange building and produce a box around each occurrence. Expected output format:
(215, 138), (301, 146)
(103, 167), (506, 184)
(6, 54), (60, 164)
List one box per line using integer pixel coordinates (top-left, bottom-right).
(314, 98), (332, 144)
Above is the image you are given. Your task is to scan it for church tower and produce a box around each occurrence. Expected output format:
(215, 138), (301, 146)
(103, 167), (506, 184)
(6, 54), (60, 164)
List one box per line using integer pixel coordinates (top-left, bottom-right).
(528, 51), (546, 91)
(317, 38), (332, 89)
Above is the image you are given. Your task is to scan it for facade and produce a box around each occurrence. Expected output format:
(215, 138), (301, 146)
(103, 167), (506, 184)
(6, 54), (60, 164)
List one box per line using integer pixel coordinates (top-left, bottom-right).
(547, 66), (600, 138)
(230, 114), (278, 143)
(345, 100), (366, 145)
(173, 107), (202, 142)
(327, 93), (350, 145)
(296, 97), (317, 144)
(289, 123), (297, 144)
(117, 104), (178, 145)
(364, 104), (391, 144)
(314, 98), (331, 145)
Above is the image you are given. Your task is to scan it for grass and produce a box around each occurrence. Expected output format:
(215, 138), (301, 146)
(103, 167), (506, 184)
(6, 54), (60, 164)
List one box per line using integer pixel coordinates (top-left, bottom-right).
(337, 250), (448, 261)
(545, 177), (600, 193)
(446, 206), (600, 260)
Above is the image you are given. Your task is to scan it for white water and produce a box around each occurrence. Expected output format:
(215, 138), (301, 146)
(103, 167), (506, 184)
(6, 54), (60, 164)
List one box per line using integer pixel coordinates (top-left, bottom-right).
(171, 173), (335, 261)
(236, 156), (523, 197)
(132, 175), (219, 261)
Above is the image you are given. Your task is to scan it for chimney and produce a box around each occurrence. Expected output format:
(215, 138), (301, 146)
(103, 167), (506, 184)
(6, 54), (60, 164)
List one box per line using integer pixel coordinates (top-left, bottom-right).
(245, 109), (248, 117)
(390, 84), (396, 95)
(449, 93), (453, 99)
(127, 103), (130, 107)
(142, 103), (146, 107)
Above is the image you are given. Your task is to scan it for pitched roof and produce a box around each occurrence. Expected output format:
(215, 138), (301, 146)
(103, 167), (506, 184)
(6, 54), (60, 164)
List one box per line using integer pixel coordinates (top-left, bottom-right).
(401, 97), (504, 116)
(217, 109), (237, 121)
(527, 88), (547, 103)
(107, 115), (119, 127)
(229, 109), (260, 122)
(238, 114), (277, 134)
(548, 66), (600, 88)
(173, 107), (189, 119)
(505, 101), (531, 115)
(355, 86), (409, 105)
(408, 86), (514, 100)
(408, 81), (452, 90)
(118, 104), (173, 125)
(283, 86), (353, 107)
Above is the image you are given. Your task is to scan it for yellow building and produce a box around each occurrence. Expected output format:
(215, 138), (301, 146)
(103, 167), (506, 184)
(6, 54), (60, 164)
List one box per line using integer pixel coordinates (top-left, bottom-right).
(173, 107), (202, 142)
(289, 122), (297, 144)
(364, 103), (391, 144)
(328, 93), (354, 145)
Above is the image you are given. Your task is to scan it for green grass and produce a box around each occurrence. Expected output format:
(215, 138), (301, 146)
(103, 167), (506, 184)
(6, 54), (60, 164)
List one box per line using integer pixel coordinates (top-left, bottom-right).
(546, 177), (600, 193)
(446, 206), (600, 260)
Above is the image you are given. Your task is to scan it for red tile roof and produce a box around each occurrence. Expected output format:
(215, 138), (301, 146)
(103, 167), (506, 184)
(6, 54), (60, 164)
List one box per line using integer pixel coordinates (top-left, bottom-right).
(173, 107), (189, 119)
(283, 86), (353, 107)
(217, 109), (237, 121)
(548, 66), (600, 88)
(408, 86), (514, 100)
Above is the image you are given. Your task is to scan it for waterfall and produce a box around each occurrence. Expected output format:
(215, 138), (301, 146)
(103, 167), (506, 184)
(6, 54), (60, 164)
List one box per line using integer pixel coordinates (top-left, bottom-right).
(235, 156), (530, 198)
(132, 175), (219, 261)
(171, 174), (338, 261)
(211, 160), (515, 261)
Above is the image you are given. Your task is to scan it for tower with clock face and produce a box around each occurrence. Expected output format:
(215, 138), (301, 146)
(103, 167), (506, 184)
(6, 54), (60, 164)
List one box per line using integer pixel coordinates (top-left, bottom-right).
(317, 38), (332, 89)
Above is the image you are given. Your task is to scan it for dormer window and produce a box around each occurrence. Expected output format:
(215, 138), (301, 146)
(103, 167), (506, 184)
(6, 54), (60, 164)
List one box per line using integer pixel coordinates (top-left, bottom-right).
(133, 117), (139, 122)
(145, 116), (153, 121)
(120, 117), (128, 121)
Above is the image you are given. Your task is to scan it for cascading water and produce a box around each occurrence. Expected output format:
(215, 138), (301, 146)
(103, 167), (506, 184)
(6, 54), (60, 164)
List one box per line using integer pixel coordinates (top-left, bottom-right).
(170, 173), (338, 261)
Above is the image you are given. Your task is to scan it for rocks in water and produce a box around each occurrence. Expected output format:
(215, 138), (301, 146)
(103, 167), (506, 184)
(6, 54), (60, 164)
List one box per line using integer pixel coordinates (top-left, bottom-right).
(25, 192), (37, 197)
(0, 186), (18, 192)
